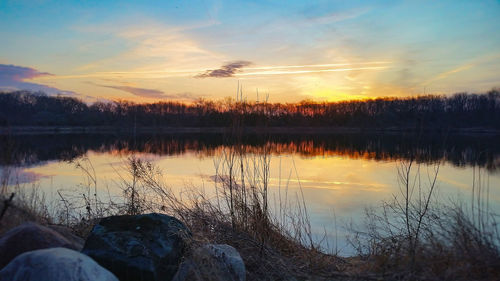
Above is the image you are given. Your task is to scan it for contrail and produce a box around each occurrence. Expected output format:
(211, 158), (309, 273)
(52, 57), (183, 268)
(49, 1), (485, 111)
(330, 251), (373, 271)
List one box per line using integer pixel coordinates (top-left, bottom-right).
(244, 61), (391, 70)
(235, 66), (390, 76)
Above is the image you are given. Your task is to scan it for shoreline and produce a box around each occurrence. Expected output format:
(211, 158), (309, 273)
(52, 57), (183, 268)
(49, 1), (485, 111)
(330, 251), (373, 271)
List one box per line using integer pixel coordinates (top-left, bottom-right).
(1, 126), (500, 136)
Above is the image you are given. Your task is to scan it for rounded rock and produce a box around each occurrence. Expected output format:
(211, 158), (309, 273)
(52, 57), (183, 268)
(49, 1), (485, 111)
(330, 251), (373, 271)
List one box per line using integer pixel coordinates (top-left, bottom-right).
(0, 247), (118, 281)
(0, 222), (79, 269)
(82, 213), (191, 281)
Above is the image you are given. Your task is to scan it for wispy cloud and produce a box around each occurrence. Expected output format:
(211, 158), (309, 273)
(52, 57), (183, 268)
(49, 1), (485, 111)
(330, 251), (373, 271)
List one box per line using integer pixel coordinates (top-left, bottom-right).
(236, 66), (390, 76)
(94, 82), (198, 100)
(245, 61), (390, 70)
(424, 64), (473, 86)
(0, 64), (75, 95)
(306, 7), (371, 25)
(99, 84), (165, 99)
(195, 61), (252, 78)
(74, 21), (223, 73)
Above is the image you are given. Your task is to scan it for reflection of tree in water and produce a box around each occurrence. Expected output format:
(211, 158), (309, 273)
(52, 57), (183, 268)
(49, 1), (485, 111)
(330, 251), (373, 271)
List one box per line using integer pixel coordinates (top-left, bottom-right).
(1, 133), (499, 171)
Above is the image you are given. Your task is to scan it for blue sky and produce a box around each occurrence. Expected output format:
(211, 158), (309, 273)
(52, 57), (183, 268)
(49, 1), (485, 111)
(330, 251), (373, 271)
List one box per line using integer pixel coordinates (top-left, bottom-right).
(1, 0), (499, 102)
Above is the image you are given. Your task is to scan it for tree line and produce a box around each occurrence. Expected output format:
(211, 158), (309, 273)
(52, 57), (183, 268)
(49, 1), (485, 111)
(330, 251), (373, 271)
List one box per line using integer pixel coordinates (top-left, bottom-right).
(0, 89), (499, 129)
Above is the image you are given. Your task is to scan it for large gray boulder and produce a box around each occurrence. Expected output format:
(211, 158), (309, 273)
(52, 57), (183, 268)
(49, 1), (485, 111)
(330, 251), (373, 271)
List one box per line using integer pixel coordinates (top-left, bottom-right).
(0, 222), (80, 269)
(82, 213), (191, 281)
(0, 247), (118, 281)
(173, 244), (246, 281)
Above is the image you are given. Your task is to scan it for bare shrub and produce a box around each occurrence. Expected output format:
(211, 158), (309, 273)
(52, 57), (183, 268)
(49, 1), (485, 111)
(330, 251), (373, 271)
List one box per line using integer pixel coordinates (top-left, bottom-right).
(348, 160), (500, 280)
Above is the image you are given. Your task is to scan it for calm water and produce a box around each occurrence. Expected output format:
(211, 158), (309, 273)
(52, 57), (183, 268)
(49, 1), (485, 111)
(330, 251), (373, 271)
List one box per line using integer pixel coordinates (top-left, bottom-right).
(1, 132), (500, 255)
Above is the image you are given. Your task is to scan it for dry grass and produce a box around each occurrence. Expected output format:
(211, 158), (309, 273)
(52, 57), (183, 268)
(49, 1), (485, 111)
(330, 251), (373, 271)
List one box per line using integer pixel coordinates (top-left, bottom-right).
(348, 161), (500, 281)
(0, 183), (53, 236)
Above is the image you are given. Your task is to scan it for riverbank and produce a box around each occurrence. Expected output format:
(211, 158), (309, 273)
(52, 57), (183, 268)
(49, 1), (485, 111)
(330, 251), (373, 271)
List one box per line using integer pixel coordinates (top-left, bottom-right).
(2, 125), (500, 135)
(0, 186), (352, 280)
(2, 178), (498, 281)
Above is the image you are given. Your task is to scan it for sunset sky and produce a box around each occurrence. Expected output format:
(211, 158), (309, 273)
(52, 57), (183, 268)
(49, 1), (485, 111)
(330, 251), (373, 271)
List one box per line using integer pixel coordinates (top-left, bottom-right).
(1, 0), (499, 103)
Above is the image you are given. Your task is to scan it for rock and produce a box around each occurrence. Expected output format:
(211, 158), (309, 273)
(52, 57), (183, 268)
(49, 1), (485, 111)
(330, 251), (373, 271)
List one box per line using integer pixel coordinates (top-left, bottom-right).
(82, 213), (191, 281)
(173, 244), (246, 281)
(0, 247), (118, 281)
(0, 222), (80, 269)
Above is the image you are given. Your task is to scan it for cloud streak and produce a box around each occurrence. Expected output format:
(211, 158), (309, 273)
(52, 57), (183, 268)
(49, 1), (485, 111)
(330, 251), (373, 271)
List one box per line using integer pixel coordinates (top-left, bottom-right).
(95, 84), (166, 99)
(236, 66), (390, 76)
(423, 64), (473, 86)
(94, 83), (198, 100)
(0, 64), (53, 80)
(0, 64), (75, 95)
(307, 7), (371, 25)
(195, 61), (252, 78)
(244, 61), (391, 70)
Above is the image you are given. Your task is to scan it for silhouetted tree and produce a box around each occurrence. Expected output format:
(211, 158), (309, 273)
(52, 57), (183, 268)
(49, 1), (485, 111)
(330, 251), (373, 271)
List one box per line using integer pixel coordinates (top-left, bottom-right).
(0, 89), (499, 129)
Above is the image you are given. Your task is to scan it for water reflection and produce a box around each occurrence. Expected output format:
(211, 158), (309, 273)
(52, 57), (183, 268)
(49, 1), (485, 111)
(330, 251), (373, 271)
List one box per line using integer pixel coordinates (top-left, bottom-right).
(1, 132), (499, 255)
(1, 133), (499, 171)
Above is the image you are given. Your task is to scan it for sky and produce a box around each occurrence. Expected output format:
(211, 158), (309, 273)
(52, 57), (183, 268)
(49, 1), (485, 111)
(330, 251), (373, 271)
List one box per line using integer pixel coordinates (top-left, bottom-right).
(0, 0), (499, 103)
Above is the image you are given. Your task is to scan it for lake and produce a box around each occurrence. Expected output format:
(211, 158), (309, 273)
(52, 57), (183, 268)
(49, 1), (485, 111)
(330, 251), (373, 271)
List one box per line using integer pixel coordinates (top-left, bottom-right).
(1, 131), (499, 255)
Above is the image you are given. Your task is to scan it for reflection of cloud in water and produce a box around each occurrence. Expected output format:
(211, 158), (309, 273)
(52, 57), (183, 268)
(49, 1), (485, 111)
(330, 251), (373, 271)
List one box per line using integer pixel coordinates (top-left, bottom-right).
(202, 174), (386, 192)
(4, 168), (52, 185)
(268, 177), (387, 191)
